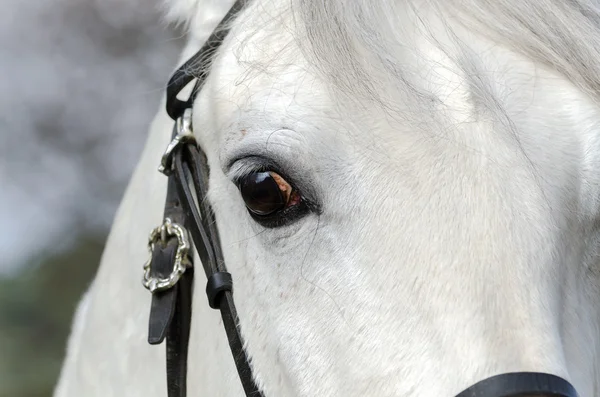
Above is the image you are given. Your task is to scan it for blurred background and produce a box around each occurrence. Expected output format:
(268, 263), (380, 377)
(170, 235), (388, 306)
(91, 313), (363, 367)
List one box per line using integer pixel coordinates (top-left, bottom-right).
(0, 0), (185, 395)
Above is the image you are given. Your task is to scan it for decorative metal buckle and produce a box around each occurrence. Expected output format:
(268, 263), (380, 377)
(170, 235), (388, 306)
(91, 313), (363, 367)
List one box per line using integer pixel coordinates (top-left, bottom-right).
(142, 218), (191, 293)
(158, 108), (196, 176)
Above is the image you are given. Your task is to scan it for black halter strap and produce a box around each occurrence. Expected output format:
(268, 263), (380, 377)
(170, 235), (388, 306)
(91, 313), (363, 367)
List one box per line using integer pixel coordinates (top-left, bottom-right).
(456, 372), (578, 397)
(144, 1), (263, 396)
(143, 1), (580, 396)
(165, 0), (247, 120)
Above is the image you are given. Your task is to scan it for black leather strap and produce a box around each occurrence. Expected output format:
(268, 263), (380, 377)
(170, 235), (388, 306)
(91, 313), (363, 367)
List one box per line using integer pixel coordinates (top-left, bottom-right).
(147, 167), (194, 397)
(456, 372), (578, 397)
(172, 143), (263, 397)
(148, 1), (263, 393)
(165, 263), (193, 397)
(147, 240), (179, 345)
(166, 0), (248, 120)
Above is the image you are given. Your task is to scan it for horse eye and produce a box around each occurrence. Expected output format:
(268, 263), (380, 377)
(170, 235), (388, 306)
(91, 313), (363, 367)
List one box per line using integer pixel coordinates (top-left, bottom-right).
(238, 171), (299, 216)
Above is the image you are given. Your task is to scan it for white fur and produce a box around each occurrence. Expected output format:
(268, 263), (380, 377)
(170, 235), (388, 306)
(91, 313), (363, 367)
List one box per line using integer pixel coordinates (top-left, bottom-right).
(56, 0), (600, 396)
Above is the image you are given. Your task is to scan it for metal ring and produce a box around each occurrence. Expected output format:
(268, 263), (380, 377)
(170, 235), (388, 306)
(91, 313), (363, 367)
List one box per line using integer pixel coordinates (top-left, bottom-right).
(142, 218), (191, 293)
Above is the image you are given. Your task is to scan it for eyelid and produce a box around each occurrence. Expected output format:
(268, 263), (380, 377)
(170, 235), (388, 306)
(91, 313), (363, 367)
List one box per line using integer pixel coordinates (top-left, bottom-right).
(228, 156), (287, 185)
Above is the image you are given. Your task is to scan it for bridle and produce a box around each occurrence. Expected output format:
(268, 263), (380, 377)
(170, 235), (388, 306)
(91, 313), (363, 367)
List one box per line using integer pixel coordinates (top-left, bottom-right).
(141, 1), (580, 396)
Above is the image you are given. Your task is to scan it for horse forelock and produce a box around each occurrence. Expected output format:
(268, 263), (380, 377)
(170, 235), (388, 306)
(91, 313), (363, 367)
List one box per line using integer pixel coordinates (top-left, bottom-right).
(165, 0), (600, 106)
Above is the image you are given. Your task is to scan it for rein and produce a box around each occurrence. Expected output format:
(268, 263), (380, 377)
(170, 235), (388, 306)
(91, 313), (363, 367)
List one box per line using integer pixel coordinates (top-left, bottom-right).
(141, 1), (579, 396)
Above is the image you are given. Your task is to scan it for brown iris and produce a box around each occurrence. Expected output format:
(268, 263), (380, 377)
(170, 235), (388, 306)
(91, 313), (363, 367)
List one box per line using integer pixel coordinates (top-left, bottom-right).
(239, 171), (298, 216)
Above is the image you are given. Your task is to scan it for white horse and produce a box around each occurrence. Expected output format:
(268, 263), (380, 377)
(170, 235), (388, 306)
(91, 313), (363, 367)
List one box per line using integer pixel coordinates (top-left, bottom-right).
(54, 0), (600, 395)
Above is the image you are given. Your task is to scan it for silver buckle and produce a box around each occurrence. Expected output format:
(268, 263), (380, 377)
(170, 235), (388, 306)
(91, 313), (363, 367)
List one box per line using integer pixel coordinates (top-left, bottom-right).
(142, 218), (191, 293)
(158, 108), (196, 176)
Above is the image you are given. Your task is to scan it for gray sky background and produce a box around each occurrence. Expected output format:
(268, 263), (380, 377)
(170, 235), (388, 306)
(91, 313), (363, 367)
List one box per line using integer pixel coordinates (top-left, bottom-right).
(0, 0), (184, 274)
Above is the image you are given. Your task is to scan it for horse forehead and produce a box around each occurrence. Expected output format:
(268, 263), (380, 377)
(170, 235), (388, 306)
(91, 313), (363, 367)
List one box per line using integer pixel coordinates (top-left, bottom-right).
(206, 13), (329, 126)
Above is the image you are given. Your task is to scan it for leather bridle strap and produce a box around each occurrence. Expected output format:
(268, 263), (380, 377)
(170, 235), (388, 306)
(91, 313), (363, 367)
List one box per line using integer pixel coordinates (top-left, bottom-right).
(172, 140), (263, 397)
(166, 0), (247, 121)
(147, 169), (194, 397)
(145, 0), (263, 396)
(456, 372), (578, 397)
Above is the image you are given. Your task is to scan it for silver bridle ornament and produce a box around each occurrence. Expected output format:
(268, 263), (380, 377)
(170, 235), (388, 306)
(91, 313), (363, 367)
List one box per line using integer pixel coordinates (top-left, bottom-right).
(142, 217), (191, 293)
(158, 108), (195, 176)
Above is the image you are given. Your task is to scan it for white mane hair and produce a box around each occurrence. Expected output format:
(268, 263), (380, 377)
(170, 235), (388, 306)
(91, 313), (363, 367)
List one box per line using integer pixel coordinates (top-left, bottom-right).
(293, 0), (600, 104)
(165, 0), (600, 103)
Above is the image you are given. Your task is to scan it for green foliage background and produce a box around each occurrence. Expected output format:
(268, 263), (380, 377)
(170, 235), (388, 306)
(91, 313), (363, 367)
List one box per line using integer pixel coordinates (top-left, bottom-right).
(0, 238), (104, 397)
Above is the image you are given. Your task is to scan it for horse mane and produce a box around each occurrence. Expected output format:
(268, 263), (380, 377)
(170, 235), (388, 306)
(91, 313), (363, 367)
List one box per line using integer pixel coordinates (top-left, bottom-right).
(293, 0), (600, 107)
(163, 0), (600, 108)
